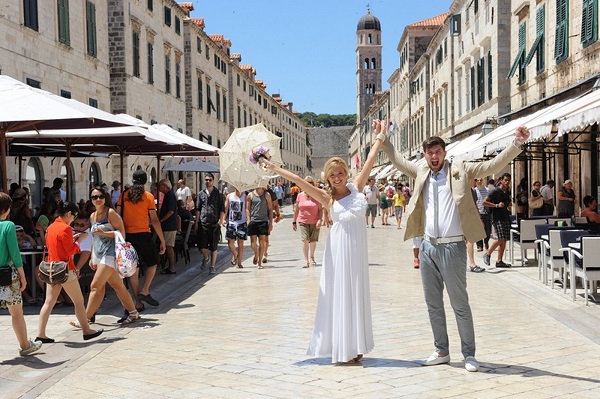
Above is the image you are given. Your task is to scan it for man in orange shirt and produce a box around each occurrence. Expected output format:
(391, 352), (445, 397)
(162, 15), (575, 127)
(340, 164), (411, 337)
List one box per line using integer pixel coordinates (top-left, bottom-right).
(117, 170), (166, 312)
(290, 183), (300, 210)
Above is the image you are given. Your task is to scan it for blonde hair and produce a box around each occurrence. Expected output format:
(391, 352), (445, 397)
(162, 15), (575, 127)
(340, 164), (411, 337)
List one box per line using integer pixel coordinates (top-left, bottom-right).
(304, 176), (315, 185)
(322, 157), (349, 210)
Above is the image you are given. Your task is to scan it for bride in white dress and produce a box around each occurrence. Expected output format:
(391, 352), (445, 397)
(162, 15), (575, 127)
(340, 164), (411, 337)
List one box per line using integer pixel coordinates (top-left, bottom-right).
(263, 124), (386, 364)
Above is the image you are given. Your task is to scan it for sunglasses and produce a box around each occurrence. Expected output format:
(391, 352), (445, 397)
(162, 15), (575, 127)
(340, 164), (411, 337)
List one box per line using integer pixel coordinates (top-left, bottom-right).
(74, 222), (87, 227)
(205, 179), (213, 182)
(91, 195), (104, 200)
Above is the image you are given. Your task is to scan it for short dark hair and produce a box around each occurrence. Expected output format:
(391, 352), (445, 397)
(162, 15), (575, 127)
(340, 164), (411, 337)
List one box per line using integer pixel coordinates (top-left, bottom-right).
(422, 136), (446, 152)
(205, 172), (215, 180)
(583, 195), (596, 207)
(501, 172), (511, 181)
(57, 202), (79, 216)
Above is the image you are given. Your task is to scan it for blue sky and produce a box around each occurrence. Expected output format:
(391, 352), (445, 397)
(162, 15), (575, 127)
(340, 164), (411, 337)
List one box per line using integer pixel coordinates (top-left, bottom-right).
(191, 1), (449, 115)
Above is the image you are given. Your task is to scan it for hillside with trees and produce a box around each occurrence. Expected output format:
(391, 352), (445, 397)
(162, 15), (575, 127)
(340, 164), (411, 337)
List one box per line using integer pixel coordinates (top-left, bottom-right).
(297, 112), (356, 127)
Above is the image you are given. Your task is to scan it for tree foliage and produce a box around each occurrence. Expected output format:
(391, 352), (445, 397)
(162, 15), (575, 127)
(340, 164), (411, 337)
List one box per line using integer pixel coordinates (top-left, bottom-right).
(297, 112), (356, 127)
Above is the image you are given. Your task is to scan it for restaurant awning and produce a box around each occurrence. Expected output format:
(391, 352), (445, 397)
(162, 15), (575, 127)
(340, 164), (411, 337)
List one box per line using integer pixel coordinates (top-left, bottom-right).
(375, 163), (395, 180)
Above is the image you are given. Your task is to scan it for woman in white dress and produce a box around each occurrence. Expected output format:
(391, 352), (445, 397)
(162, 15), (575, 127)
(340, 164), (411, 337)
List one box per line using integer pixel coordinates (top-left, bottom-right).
(262, 124), (386, 364)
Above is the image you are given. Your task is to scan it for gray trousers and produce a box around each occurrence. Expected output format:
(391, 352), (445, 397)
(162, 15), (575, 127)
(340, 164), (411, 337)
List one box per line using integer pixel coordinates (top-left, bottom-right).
(420, 240), (476, 358)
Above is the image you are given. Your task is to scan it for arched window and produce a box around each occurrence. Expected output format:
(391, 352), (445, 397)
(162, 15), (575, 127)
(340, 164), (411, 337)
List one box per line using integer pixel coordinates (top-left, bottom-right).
(364, 58), (369, 69)
(150, 167), (157, 184)
(371, 58), (376, 69)
(368, 34), (372, 44)
(88, 161), (102, 193)
(25, 157), (43, 210)
(60, 160), (76, 202)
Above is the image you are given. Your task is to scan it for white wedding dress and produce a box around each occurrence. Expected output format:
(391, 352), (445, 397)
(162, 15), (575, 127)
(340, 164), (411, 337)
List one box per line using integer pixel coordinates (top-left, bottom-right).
(307, 183), (374, 363)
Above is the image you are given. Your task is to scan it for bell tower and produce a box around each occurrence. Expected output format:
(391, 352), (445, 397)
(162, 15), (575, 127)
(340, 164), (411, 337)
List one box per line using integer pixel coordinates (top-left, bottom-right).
(356, 5), (382, 122)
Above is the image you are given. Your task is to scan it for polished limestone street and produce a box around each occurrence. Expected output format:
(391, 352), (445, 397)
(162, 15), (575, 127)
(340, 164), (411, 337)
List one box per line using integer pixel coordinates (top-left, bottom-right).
(2, 204), (600, 398)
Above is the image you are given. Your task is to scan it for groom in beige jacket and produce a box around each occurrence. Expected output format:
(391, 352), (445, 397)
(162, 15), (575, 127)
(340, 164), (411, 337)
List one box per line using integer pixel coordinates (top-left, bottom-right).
(373, 120), (530, 372)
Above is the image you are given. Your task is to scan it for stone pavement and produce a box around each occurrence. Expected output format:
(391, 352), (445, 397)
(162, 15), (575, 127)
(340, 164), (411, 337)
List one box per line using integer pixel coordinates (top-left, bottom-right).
(2, 204), (600, 398)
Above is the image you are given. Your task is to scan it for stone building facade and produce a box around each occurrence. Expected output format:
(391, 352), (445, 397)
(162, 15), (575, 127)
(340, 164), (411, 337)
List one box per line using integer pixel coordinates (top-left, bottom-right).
(0, 0), (307, 208)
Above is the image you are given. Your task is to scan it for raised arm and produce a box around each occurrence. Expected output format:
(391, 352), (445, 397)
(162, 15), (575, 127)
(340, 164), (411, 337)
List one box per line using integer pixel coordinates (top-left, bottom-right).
(262, 162), (330, 208)
(354, 119), (386, 192)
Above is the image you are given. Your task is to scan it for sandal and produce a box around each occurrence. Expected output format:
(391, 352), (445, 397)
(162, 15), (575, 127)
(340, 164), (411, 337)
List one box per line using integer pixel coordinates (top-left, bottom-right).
(231, 254), (238, 265)
(310, 258), (316, 267)
(253, 257), (258, 265)
(303, 261), (309, 268)
(237, 264), (243, 268)
(121, 310), (140, 324)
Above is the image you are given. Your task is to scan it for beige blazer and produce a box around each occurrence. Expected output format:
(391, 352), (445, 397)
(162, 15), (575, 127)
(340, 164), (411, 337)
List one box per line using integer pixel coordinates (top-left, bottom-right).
(381, 139), (524, 243)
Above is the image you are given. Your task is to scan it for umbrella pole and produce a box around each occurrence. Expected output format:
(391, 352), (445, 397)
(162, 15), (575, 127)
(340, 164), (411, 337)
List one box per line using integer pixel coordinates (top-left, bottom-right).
(18, 155), (23, 187)
(120, 149), (125, 190)
(156, 155), (161, 209)
(1, 130), (7, 192)
(66, 144), (72, 202)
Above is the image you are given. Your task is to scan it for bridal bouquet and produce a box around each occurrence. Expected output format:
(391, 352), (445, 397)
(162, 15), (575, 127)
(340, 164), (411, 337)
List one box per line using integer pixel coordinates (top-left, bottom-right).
(249, 145), (271, 169)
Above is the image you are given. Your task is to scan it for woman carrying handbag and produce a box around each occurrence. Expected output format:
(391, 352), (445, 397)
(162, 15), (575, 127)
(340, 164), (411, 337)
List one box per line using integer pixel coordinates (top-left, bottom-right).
(36, 202), (103, 343)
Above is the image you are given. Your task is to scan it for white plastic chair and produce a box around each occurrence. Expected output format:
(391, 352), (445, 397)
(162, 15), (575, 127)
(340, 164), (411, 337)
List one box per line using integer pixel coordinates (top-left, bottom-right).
(568, 236), (600, 305)
(510, 219), (546, 266)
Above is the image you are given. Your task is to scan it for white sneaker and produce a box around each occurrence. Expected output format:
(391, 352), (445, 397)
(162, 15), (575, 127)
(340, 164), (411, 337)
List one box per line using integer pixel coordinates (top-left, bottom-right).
(465, 356), (479, 372)
(19, 339), (42, 356)
(422, 352), (450, 366)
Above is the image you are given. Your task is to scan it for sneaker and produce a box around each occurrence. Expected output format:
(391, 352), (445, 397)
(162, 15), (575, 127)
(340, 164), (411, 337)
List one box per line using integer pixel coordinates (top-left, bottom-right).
(483, 253), (490, 266)
(371, 224), (375, 228)
(19, 339), (42, 356)
(470, 265), (486, 273)
(209, 266), (215, 275)
(413, 259), (420, 269)
(495, 261), (512, 268)
(465, 356), (479, 372)
(422, 352), (450, 366)
(201, 257), (209, 270)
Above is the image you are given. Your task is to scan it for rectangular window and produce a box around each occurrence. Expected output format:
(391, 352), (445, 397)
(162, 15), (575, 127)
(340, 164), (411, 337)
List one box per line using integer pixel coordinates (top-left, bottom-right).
(197, 37), (202, 53)
(237, 105), (241, 127)
(554, 0), (569, 62)
(175, 61), (181, 98)
(165, 55), (170, 93)
(244, 110), (247, 126)
(507, 22), (526, 84)
(86, 1), (97, 57)
(487, 51), (493, 100)
(57, 0), (70, 45)
(60, 89), (71, 98)
(88, 98), (98, 108)
(206, 83), (212, 115)
(147, 0), (153, 11)
(477, 57), (485, 106)
(23, 0), (39, 31)
(216, 91), (221, 120)
(164, 6), (171, 26)
(147, 42), (154, 84)
(223, 94), (227, 122)
(197, 77), (203, 110)
(470, 66), (475, 111)
(237, 74), (240, 86)
(175, 16), (181, 35)
(25, 78), (40, 89)
(205, 44), (210, 60)
(133, 31), (140, 78)
(450, 14), (461, 36)
(582, 0), (598, 47)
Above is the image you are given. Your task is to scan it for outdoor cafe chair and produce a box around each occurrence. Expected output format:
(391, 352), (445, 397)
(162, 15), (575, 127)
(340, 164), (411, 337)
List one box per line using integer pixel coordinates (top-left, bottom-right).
(510, 219), (546, 266)
(534, 223), (555, 280)
(568, 236), (600, 305)
(559, 229), (588, 295)
(541, 228), (573, 287)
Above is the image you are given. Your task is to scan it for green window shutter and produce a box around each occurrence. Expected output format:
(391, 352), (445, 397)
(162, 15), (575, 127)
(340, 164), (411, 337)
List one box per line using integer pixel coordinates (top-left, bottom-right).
(524, 6), (545, 67)
(582, 0), (598, 47)
(58, 0), (70, 45)
(24, 0), (39, 31)
(507, 23), (526, 79)
(86, 1), (97, 57)
(554, 0), (569, 62)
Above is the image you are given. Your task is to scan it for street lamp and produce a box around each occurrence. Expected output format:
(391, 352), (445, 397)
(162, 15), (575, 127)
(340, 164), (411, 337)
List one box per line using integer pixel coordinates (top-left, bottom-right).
(481, 118), (496, 136)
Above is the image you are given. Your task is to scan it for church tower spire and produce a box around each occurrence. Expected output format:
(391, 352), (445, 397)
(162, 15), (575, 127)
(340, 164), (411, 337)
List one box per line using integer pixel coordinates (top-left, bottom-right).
(356, 6), (382, 122)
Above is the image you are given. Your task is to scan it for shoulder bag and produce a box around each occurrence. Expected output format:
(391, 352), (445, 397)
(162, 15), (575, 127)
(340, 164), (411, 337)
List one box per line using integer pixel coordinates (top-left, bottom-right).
(38, 246), (69, 285)
(114, 231), (138, 278)
(529, 196), (544, 209)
